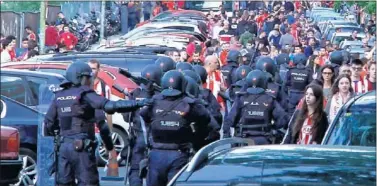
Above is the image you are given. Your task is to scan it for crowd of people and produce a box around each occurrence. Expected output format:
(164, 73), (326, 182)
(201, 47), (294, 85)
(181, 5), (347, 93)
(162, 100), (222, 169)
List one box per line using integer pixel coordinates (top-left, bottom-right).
(0, 11), (80, 63)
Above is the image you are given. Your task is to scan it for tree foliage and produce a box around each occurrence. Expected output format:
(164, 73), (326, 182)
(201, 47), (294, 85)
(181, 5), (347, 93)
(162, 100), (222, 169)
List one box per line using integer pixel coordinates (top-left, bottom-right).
(334, 1), (376, 14)
(1, 1), (64, 12)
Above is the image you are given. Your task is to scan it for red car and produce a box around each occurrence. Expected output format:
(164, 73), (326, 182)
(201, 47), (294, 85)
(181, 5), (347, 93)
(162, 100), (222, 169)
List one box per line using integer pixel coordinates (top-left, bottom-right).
(0, 126), (22, 185)
(1, 61), (138, 99)
(136, 10), (207, 28)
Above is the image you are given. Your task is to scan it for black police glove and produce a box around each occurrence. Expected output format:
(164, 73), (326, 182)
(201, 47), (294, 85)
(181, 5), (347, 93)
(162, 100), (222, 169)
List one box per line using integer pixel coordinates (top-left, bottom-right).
(97, 120), (114, 151)
(136, 98), (153, 107)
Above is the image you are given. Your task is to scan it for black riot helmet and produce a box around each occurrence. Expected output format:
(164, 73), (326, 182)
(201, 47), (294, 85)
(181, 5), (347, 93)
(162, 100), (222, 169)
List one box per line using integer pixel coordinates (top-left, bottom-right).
(227, 50), (242, 64)
(141, 64), (163, 86)
(245, 69), (267, 89)
(329, 50), (344, 65)
(160, 70), (186, 97)
(184, 76), (200, 98)
(256, 56), (276, 76)
(275, 53), (290, 65)
(64, 62), (93, 86)
(293, 53), (308, 65)
(193, 65), (208, 84)
(176, 62), (194, 72)
(155, 57), (176, 73)
(240, 49), (252, 65)
(235, 65), (252, 82)
(182, 70), (201, 85)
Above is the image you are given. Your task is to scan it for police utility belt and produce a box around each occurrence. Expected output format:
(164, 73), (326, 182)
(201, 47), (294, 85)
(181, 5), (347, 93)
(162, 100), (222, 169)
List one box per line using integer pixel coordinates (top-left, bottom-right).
(61, 137), (98, 153)
(237, 124), (271, 137)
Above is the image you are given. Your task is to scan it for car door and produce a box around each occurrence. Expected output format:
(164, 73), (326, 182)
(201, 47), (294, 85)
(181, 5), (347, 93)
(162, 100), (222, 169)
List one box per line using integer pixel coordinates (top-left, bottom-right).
(0, 75), (33, 106)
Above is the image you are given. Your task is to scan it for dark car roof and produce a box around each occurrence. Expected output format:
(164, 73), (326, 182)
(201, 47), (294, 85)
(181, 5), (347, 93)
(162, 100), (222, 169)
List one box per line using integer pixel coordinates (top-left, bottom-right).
(175, 144), (376, 185)
(1, 68), (65, 79)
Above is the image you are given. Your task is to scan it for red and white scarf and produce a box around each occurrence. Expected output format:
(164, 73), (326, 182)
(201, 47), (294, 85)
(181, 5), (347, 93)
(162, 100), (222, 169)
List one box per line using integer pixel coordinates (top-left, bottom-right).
(329, 92), (351, 123)
(203, 70), (225, 110)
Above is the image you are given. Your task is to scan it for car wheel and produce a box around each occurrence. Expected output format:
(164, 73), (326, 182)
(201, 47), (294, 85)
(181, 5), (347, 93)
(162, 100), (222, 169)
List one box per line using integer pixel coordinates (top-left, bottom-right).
(96, 127), (128, 166)
(15, 148), (38, 186)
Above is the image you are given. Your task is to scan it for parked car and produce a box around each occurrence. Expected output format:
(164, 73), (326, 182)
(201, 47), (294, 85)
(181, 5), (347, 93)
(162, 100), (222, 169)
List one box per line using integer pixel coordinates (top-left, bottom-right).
(167, 138), (376, 185)
(1, 62), (137, 166)
(323, 25), (363, 41)
(136, 10), (207, 28)
(0, 126), (22, 185)
(320, 20), (358, 33)
(0, 68), (65, 113)
(29, 52), (169, 77)
(322, 91), (376, 146)
(330, 32), (365, 45)
(1, 95), (40, 186)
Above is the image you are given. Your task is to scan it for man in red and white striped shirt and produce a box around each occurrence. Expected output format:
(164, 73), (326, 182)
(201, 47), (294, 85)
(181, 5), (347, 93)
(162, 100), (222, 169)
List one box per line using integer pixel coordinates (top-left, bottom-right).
(88, 59), (113, 129)
(203, 55), (226, 111)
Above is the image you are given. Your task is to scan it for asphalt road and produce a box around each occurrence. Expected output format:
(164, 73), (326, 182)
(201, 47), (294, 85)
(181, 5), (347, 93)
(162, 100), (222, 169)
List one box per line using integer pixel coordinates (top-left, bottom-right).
(99, 167), (146, 186)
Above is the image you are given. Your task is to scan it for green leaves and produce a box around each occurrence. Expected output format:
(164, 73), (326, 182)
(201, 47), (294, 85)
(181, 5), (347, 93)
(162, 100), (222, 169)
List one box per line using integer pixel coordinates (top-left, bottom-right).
(0, 1), (64, 12)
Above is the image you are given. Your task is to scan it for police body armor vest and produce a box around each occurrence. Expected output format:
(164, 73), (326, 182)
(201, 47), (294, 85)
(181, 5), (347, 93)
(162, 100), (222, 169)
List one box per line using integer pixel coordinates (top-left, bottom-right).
(150, 96), (193, 150)
(221, 63), (238, 86)
(55, 86), (95, 137)
(266, 82), (280, 99)
(289, 67), (309, 91)
(239, 93), (274, 132)
(279, 64), (289, 84)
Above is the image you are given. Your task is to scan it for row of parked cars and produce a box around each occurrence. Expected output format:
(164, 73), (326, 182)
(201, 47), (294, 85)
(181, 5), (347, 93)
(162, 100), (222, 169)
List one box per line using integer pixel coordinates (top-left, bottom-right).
(308, 7), (375, 59)
(0, 8), (211, 185)
(1, 7), (376, 186)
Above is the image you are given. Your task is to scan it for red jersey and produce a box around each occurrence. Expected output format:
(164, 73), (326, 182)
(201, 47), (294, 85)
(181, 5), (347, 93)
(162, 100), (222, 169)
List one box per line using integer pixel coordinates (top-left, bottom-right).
(45, 26), (59, 46)
(297, 115), (314, 145)
(59, 32), (78, 50)
(203, 70), (225, 111)
(28, 32), (37, 41)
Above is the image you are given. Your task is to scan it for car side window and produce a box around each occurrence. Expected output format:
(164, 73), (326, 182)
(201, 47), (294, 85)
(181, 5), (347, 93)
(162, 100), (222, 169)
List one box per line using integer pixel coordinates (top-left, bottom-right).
(327, 110), (376, 147)
(25, 76), (48, 106)
(1, 76), (28, 105)
(165, 26), (195, 32)
(37, 69), (66, 76)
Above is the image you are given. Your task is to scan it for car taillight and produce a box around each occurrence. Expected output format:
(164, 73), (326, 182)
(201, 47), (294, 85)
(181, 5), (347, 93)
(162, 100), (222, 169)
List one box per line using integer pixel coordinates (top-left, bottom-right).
(7, 132), (19, 156)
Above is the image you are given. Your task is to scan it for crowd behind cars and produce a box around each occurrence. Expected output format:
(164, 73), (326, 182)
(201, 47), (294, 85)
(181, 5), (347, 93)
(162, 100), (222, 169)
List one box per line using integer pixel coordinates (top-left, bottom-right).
(0, 1), (376, 185)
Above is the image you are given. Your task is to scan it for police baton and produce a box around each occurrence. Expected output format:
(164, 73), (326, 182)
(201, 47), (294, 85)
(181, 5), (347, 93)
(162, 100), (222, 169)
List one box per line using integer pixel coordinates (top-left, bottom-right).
(118, 68), (163, 92)
(112, 83), (130, 98)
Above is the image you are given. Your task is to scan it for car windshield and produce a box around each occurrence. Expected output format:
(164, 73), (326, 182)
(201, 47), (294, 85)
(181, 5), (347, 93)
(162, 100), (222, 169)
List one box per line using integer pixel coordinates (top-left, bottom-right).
(327, 110), (376, 147)
(155, 12), (172, 20)
(334, 36), (362, 45)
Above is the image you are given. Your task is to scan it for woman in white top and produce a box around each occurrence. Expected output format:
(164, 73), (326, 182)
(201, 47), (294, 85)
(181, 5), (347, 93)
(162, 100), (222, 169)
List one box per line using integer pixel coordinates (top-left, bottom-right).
(325, 74), (355, 123)
(1, 39), (14, 63)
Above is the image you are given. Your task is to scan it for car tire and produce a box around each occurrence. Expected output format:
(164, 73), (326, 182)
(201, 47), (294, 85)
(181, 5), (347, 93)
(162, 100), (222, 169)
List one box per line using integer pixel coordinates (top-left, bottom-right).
(16, 148), (38, 186)
(96, 127), (129, 167)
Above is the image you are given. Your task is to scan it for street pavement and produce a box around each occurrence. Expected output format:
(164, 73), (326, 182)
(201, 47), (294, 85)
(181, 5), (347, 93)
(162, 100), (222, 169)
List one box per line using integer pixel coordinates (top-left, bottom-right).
(99, 167), (146, 186)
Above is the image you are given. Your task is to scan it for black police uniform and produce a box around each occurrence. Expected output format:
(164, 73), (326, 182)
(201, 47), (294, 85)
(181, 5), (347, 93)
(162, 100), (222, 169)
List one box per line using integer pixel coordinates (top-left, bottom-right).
(221, 50), (241, 87)
(139, 70), (210, 186)
(193, 65), (224, 126)
(122, 64), (162, 186)
(185, 76), (220, 151)
(255, 56), (288, 110)
(275, 53), (291, 86)
(223, 70), (290, 145)
(44, 62), (150, 186)
(286, 54), (312, 115)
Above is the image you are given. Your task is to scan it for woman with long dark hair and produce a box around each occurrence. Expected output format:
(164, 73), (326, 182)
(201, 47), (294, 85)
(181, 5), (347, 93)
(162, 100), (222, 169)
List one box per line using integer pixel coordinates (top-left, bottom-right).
(282, 84), (329, 144)
(325, 74), (355, 123)
(312, 64), (336, 100)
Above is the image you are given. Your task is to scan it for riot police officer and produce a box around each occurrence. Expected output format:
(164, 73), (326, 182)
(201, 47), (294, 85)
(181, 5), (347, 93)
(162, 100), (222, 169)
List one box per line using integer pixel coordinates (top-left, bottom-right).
(240, 49), (253, 66)
(275, 53), (291, 86)
(223, 70), (289, 145)
(286, 53), (312, 115)
(122, 64), (163, 186)
(255, 56), (287, 109)
(221, 49), (242, 87)
(228, 65), (252, 101)
(192, 65), (223, 126)
(176, 62), (194, 72)
(184, 76), (220, 151)
(155, 57), (176, 74)
(139, 70), (211, 186)
(329, 50), (346, 76)
(43, 62), (151, 186)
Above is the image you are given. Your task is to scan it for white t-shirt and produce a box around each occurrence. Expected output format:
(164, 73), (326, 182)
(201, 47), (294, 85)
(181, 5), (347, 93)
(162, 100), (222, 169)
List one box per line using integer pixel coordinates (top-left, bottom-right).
(1, 50), (12, 63)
